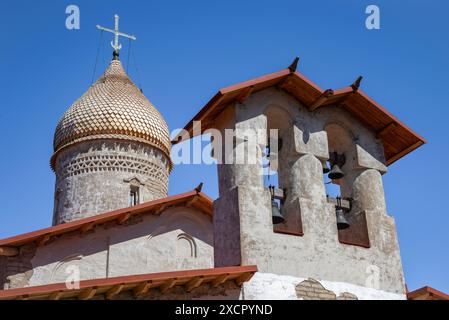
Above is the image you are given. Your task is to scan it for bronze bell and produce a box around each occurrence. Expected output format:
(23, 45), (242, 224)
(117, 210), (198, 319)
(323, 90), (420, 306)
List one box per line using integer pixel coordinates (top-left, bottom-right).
(328, 164), (344, 180)
(336, 207), (350, 230)
(322, 160), (330, 174)
(271, 200), (284, 224)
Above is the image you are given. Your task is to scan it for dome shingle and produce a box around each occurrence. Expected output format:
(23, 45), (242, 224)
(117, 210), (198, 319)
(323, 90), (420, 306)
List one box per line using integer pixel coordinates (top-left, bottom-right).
(52, 60), (171, 168)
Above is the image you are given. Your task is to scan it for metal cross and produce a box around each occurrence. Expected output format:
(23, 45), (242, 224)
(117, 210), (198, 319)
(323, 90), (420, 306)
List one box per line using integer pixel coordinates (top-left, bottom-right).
(96, 14), (136, 54)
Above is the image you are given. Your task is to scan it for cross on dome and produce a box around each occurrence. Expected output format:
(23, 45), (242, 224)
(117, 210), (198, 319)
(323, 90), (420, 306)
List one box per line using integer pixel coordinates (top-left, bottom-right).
(96, 14), (136, 59)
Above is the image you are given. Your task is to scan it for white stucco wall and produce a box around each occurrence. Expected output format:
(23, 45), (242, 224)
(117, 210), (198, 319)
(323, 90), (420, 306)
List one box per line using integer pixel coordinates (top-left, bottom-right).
(242, 272), (406, 300)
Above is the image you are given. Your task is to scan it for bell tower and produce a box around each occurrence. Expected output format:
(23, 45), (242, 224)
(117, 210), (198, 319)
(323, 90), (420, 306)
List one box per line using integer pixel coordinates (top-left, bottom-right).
(178, 59), (425, 299)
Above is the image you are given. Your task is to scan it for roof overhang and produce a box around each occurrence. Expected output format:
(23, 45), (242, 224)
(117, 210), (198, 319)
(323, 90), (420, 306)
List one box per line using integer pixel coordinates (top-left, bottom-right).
(0, 265), (257, 300)
(0, 189), (213, 254)
(174, 68), (426, 166)
(407, 286), (449, 300)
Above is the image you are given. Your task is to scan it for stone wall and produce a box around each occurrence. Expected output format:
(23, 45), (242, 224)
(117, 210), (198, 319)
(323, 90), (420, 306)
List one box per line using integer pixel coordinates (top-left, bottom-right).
(0, 244), (36, 289)
(295, 278), (338, 300)
(53, 139), (170, 224)
(1, 206), (213, 289)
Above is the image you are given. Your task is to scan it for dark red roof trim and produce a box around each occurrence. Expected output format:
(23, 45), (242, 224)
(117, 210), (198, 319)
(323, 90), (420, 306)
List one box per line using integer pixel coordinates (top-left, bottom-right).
(175, 67), (425, 166)
(0, 190), (213, 249)
(0, 265), (257, 300)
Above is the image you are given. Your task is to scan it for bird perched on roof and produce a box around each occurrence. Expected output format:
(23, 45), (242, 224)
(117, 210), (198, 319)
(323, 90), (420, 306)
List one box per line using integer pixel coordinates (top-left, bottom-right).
(195, 182), (204, 193)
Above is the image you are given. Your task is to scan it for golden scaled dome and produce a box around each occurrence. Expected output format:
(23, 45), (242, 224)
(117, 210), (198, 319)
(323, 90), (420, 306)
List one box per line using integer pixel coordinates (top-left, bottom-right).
(52, 59), (171, 165)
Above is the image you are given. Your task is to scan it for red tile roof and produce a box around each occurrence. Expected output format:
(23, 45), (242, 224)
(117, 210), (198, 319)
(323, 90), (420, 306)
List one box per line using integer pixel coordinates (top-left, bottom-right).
(407, 286), (449, 300)
(0, 189), (213, 253)
(0, 265), (257, 300)
(175, 66), (426, 166)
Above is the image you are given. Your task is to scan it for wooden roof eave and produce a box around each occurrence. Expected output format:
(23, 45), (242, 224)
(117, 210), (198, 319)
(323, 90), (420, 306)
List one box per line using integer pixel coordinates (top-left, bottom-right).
(407, 286), (449, 300)
(0, 265), (258, 300)
(173, 69), (294, 144)
(172, 66), (425, 166)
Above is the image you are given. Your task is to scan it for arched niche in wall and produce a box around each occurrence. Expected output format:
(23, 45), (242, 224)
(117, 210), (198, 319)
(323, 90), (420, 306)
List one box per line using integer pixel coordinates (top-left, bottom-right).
(50, 254), (83, 284)
(176, 233), (197, 259)
(141, 208), (213, 270)
(264, 105), (303, 236)
(324, 122), (356, 198)
(325, 122), (370, 248)
(161, 209), (213, 244)
(263, 104), (293, 189)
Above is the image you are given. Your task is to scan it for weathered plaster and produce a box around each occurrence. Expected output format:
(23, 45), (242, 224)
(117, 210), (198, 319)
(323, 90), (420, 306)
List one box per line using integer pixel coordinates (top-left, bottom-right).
(2, 85), (408, 300)
(1, 207), (214, 288)
(53, 139), (170, 224)
(242, 272), (406, 300)
(213, 87), (406, 296)
(1, 244), (36, 289)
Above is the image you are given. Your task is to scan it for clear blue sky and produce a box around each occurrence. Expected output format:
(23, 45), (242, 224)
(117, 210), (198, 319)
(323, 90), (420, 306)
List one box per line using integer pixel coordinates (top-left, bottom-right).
(0, 0), (447, 293)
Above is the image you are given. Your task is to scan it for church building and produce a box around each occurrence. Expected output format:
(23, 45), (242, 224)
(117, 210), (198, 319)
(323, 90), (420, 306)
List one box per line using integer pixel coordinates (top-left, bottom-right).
(0, 15), (439, 300)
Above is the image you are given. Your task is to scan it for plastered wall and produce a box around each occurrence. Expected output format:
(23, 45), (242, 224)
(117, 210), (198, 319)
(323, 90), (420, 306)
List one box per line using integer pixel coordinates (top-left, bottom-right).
(1, 207), (214, 289)
(213, 87), (406, 296)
